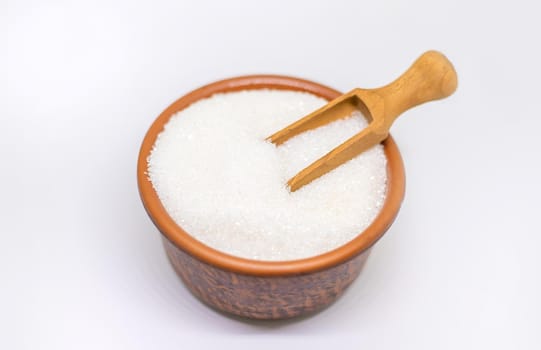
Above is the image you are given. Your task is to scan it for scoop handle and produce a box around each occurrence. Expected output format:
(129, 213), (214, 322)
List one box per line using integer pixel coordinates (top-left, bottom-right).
(373, 50), (457, 129)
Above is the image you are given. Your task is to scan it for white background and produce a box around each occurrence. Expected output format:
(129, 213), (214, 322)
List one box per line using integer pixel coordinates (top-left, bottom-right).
(1, 0), (540, 349)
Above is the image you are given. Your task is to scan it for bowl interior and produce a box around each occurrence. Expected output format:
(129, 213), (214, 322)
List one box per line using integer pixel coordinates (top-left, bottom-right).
(137, 75), (405, 276)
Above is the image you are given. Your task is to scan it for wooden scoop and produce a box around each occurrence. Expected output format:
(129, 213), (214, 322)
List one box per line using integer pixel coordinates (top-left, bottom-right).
(267, 50), (458, 192)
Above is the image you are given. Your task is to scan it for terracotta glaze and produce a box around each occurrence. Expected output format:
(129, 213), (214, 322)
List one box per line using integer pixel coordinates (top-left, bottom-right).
(137, 75), (406, 319)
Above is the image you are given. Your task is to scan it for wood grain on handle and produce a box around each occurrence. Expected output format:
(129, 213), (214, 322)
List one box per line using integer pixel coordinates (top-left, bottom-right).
(372, 50), (458, 131)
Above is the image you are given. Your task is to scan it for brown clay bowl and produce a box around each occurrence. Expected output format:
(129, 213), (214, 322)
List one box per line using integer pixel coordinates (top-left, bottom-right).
(137, 75), (405, 320)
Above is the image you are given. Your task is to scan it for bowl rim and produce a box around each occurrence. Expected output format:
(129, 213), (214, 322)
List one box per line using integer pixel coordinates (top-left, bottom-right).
(137, 75), (405, 277)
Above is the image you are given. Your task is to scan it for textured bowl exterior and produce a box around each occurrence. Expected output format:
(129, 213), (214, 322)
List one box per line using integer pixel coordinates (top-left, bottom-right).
(163, 236), (370, 319)
(138, 75), (405, 320)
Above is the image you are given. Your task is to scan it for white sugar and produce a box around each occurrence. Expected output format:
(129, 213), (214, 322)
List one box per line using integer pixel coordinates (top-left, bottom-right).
(147, 90), (387, 261)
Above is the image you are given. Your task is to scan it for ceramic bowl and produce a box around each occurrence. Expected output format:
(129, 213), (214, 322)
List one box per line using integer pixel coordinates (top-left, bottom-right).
(137, 75), (405, 320)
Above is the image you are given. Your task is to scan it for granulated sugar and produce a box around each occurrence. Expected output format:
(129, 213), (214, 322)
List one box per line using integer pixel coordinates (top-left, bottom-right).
(147, 90), (387, 261)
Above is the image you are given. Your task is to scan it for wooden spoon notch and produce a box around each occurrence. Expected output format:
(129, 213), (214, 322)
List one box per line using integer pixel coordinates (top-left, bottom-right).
(267, 50), (458, 192)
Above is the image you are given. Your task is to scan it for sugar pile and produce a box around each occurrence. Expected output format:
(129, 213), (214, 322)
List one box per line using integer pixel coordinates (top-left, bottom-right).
(147, 90), (387, 261)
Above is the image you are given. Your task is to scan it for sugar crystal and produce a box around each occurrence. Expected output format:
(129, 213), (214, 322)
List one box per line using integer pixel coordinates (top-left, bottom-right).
(147, 90), (387, 261)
